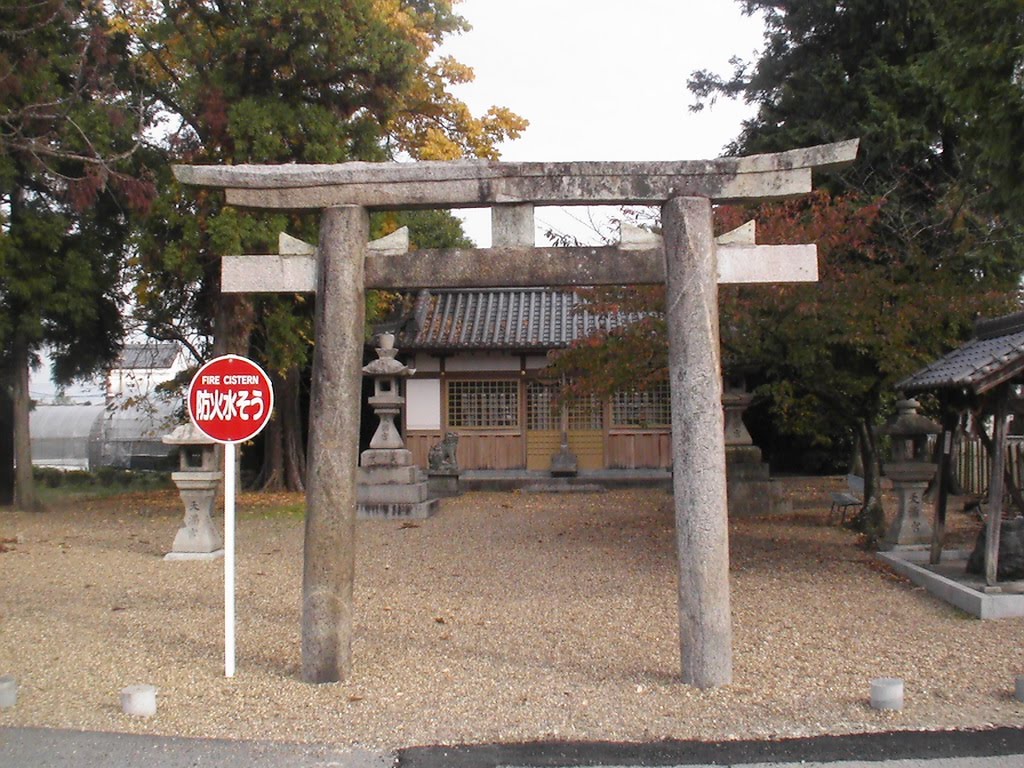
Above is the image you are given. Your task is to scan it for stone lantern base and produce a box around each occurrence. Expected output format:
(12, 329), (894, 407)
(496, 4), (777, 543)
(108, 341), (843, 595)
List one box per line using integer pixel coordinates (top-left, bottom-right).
(881, 476), (933, 550)
(725, 445), (788, 517)
(357, 449), (439, 519)
(164, 471), (224, 561)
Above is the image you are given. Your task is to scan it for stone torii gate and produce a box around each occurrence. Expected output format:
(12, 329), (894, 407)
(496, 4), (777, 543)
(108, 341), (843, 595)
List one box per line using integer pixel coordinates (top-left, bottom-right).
(175, 139), (858, 688)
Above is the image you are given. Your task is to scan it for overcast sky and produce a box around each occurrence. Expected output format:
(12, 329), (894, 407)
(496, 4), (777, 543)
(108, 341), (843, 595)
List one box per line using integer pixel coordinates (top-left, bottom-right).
(439, 0), (766, 245)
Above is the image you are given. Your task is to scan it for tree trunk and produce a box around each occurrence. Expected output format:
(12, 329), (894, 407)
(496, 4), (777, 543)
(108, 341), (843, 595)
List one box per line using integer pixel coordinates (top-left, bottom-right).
(213, 294), (256, 358)
(856, 418), (886, 544)
(0, 380), (14, 506)
(212, 293), (256, 489)
(282, 364), (306, 492)
(257, 401), (285, 491)
(257, 366), (305, 492)
(12, 337), (38, 511)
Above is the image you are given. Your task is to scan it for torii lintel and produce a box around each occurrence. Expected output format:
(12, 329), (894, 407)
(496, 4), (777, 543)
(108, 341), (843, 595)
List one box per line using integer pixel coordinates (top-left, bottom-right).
(173, 139), (858, 210)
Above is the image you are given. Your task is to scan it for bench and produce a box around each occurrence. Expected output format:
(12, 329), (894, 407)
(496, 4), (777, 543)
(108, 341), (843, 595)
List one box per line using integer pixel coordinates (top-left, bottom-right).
(829, 474), (864, 525)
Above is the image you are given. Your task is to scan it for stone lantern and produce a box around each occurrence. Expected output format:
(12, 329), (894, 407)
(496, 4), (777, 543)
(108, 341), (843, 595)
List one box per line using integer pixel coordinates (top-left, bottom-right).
(721, 374), (786, 516)
(880, 398), (941, 549)
(364, 332), (409, 451)
(162, 422), (223, 560)
(357, 333), (438, 518)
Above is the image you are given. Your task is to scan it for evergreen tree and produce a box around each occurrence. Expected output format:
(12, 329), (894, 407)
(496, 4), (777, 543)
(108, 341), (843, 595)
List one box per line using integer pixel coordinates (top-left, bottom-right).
(688, 0), (1024, 520)
(0, 1), (154, 508)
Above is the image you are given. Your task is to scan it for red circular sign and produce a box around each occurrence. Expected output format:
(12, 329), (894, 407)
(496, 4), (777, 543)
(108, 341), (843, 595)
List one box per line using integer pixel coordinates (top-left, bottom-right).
(187, 355), (274, 443)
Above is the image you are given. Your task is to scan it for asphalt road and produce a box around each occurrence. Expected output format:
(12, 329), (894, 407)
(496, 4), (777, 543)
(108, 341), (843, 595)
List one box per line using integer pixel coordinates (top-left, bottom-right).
(2, 726), (1024, 768)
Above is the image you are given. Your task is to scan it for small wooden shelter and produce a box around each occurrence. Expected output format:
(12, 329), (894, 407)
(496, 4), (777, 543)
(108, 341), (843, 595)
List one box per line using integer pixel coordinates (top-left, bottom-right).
(898, 311), (1024, 585)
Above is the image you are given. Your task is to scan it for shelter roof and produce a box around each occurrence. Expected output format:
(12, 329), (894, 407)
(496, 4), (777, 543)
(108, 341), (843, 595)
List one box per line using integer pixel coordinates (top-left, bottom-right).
(115, 343), (180, 370)
(400, 289), (649, 351)
(898, 311), (1024, 396)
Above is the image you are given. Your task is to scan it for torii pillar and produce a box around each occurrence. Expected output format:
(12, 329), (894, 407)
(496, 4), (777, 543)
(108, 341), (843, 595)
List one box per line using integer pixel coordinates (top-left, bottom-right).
(174, 139), (858, 687)
(663, 197), (731, 685)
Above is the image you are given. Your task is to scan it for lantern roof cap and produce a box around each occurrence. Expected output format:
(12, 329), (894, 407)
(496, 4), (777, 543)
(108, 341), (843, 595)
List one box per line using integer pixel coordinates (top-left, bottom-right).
(880, 399), (941, 437)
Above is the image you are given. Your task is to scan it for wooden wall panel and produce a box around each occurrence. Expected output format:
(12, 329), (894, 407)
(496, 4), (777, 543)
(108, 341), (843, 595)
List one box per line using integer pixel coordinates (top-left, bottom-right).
(457, 432), (525, 470)
(406, 431), (442, 468)
(526, 430), (560, 471)
(607, 430), (672, 469)
(568, 430), (604, 470)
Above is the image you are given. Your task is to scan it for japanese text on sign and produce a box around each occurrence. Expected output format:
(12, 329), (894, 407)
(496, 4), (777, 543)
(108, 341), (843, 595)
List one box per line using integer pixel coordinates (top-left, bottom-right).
(194, 389), (265, 423)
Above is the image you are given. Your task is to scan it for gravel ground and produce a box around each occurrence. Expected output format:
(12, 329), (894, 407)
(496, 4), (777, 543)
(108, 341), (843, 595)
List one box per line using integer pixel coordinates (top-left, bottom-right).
(1, 477), (1021, 750)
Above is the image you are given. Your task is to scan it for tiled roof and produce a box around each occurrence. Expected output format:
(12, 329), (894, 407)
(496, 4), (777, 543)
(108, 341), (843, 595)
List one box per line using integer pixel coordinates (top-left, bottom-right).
(115, 343), (180, 370)
(400, 289), (650, 350)
(898, 312), (1024, 395)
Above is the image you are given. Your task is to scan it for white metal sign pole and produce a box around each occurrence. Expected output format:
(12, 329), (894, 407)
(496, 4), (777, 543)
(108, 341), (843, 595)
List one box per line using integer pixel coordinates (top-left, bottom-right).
(224, 440), (236, 678)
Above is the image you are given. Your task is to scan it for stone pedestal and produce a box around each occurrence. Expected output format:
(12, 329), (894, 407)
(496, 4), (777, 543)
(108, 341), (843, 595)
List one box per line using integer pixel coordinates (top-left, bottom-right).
(882, 474), (933, 549)
(550, 445), (578, 477)
(427, 469), (460, 498)
(358, 448), (438, 519)
(162, 423), (224, 561)
(166, 471), (224, 559)
(723, 383), (781, 516)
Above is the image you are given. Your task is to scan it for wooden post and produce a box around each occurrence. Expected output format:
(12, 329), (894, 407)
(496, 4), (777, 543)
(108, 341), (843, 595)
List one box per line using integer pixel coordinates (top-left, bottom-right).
(662, 196), (732, 688)
(985, 389), (1009, 587)
(929, 405), (958, 565)
(302, 205), (368, 683)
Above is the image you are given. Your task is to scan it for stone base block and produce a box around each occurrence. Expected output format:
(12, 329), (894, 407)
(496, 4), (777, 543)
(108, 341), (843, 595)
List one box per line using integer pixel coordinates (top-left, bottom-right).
(121, 684), (157, 717)
(360, 449), (413, 468)
(428, 472), (461, 498)
(726, 444), (764, 465)
(358, 498), (439, 520)
(550, 447), (578, 477)
(870, 677), (904, 711)
(357, 482), (430, 505)
(727, 478), (789, 516)
(358, 465), (422, 485)
(727, 460), (771, 482)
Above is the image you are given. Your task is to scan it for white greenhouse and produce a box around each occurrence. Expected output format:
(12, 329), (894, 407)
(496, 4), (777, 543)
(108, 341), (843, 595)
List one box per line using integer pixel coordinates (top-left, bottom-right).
(30, 401), (178, 471)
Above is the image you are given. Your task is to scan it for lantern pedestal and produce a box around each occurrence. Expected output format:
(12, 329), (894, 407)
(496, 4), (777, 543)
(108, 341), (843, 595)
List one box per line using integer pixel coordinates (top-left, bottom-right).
(882, 469), (934, 549)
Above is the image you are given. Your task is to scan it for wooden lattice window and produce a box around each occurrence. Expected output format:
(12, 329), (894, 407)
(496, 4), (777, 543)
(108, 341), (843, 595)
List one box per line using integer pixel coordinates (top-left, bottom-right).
(612, 383), (671, 427)
(447, 380), (519, 428)
(527, 382), (559, 430)
(527, 382), (604, 430)
(567, 394), (604, 430)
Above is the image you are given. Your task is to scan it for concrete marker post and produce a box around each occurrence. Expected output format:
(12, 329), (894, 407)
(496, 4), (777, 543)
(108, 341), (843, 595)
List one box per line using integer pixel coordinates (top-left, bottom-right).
(0, 675), (16, 709)
(120, 684), (157, 717)
(870, 677), (904, 711)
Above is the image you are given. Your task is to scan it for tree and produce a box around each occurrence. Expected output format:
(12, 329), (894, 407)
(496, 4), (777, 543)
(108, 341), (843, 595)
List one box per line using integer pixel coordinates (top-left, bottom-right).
(119, 0), (524, 490)
(0, 1), (154, 509)
(686, 0), (1024, 525)
(550, 1), (1023, 536)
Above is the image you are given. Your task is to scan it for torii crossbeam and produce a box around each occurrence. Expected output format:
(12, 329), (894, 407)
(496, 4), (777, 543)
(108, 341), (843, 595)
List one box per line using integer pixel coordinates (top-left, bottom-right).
(175, 139), (858, 688)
